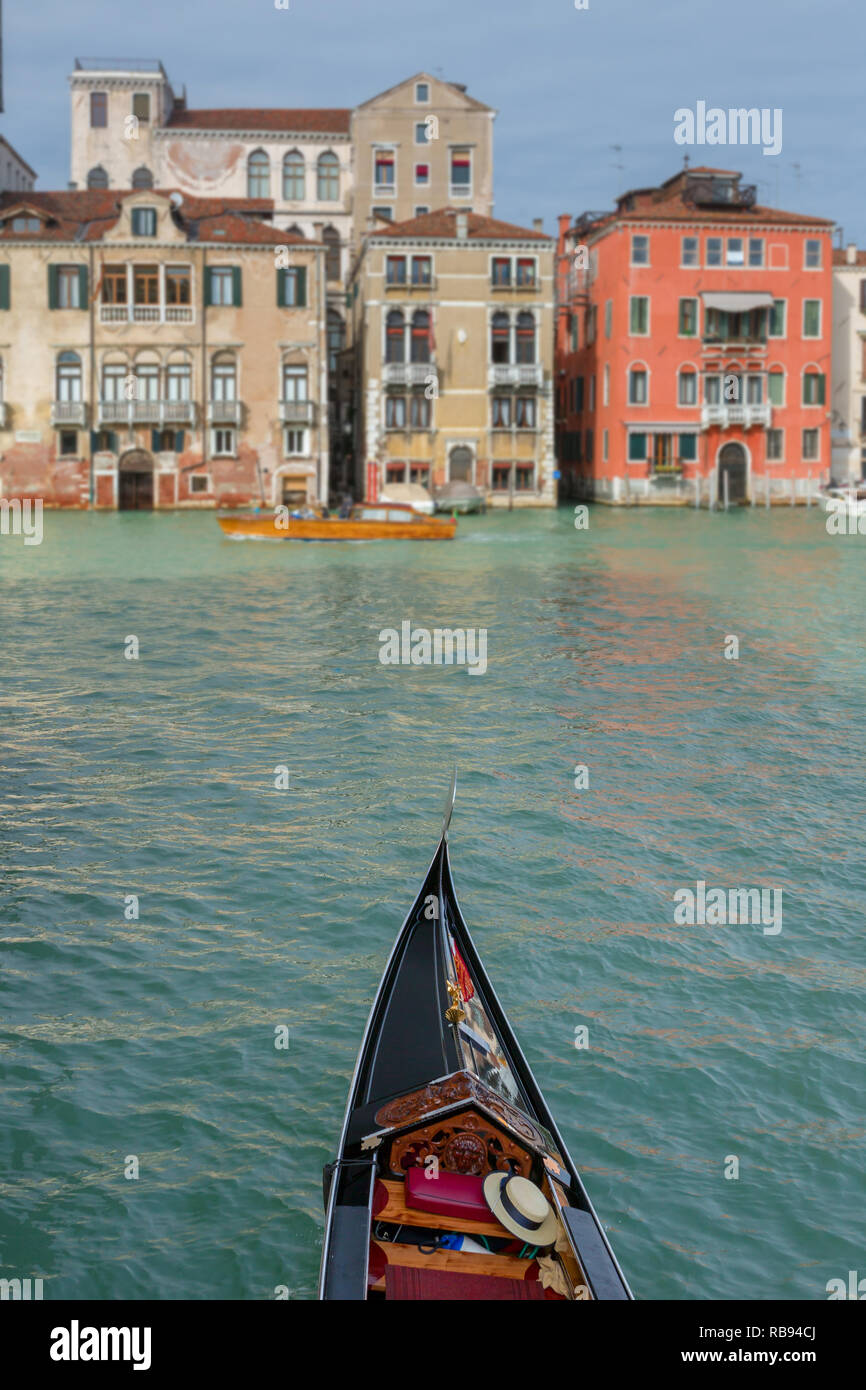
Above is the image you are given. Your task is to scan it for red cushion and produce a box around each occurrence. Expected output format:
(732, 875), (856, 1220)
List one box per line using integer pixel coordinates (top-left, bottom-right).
(405, 1166), (497, 1224)
(386, 1266), (544, 1300)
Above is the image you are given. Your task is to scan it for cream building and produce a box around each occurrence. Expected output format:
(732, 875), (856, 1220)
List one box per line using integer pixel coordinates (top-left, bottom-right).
(0, 187), (327, 509)
(0, 135), (36, 195)
(349, 207), (556, 507)
(831, 243), (866, 483)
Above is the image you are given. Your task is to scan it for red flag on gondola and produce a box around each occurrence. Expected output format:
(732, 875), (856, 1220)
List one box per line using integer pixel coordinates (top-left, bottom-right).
(452, 942), (475, 1001)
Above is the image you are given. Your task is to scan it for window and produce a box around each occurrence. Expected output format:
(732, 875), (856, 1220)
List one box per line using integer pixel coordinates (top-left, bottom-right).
(131, 166), (153, 190)
(101, 363), (126, 400)
(628, 433), (646, 461)
(726, 237), (744, 266)
(374, 149), (395, 190)
(803, 300), (821, 338)
(704, 375), (721, 404)
(769, 300), (786, 337)
(208, 266), (238, 306)
(492, 395), (512, 427)
(492, 257), (511, 287)
(247, 150), (270, 198)
(603, 363), (610, 406)
(372, 207), (393, 222)
(681, 236), (699, 267)
(386, 255), (407, 285)
(411, 255), (432, 286)
(766, 429), (784, 460)
(802, 428), (819, 460)
(588, 376), (595, 411)
(415, 82), (429, 103)
(57, 266), (83, 309)
(132, 93), (150, 123)
(59, 430), (78, 456)
(284, 428), (307, 455)
(414, 162), (429, 186)
(133, 264), (159, 305)
(515, 312), (535, 364)
(515, 396), (537, 428)
(135, 363), (159, 400)
(317, 151), (339, 201)
(212, 427), (236, 457)
(802, 371), (825, 405)
(804, 239), (822, 269)
(131, 207), (157, 236)
(167, 361), (191, 401)
(678, 369), (697, 405)
(282, 364), (308, 401)
(628, 367), (647, 405)
(56, 351), (82, 401)
(323, 226), (340, 282)
(190, 474), (210, 493)
(860, 279), (866, 315)
(631, 234), (649, 266)
(410, 310), (431, 363)
(515, 465), (534, 491)
(164, 266), (191, 306)
(386, 309), (405, 363)
(414, 206), (429, 218)
(604, 300), (612, 338)
(516, 258), (536, 287)
(277, 266), (306, 307)
(572, 376), (584, 412)
(87, 166), (109, 189)
(768, 371), (784, 405)
(679, 298), (698, 336)
(706, 237), (722, 267)
(748, 237), (765, 267)
(492, 464), (511, 491)
(679, 433), (697, 462)
(602, 429), (609, 461)
(491, 312), (510, 363)
(385, 395), (406, 429)
(415, 122), (429, 145)
(283, 151), (305, 201)
(90, 92), (107, 128)
(450, 149), (471, 197)
(409, 394), (431, 429)
(212, 354), (237, 400)
(746, 375), (763, 404)
(630, 296), (649, 335)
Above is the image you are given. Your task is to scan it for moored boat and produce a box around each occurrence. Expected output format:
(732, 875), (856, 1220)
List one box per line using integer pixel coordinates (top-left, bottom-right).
(319, 776), (633, 1301)
(822, 483), (866, 516)
(434, 481), (486, 514)
(378, 482), (435, 515)
(218, 502), (455, 541)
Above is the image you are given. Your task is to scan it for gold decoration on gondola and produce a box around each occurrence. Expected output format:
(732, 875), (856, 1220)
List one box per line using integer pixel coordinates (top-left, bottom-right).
(445, 979), (465, 1025)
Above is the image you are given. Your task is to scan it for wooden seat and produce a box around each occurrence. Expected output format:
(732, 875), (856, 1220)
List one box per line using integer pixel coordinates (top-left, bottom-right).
(375, 1178), (508, 1239)
(370, 1239), (535, 1292)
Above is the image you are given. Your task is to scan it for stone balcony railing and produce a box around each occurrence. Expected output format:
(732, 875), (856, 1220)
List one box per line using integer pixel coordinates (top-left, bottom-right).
(701, 402), (772, 429)
(97, 400), (196, 427)
(487, 363), (544, 388)
(382, 362), (437, 388)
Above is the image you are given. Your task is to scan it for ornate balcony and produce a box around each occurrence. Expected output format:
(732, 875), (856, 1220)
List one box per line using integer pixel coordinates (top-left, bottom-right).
(279, 400), (316, 424)
(51, 401), (87, 426)
(382, 362), (437, 388)
(208, 400), (242, 424)
(701, 403), (771, 430)
(97, 400), (196, 427)
(100, 304), (195, 324)
(487, 363), (544, 389)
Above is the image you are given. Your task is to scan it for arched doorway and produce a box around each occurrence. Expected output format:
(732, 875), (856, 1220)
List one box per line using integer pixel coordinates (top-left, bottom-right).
(119, 450), (154, 510)
(717, 441), (747, 505)
(448, 446), (473, 483)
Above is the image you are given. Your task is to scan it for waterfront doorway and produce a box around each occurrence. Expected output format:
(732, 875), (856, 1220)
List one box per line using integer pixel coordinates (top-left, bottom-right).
(448, 446), (473, 483)
(118, 451), (154, 510)
(717, 442), (747, 505)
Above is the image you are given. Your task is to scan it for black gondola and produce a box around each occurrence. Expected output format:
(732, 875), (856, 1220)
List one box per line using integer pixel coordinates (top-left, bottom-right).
(319, 776), (633, 1301)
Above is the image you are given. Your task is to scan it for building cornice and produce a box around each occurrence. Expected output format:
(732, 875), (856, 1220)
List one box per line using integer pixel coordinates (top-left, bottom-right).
(155, 128), (351, 144)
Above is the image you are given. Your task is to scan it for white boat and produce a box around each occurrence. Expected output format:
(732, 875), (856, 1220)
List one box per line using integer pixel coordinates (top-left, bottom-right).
(822, 484), (866, 516)
(378, 482), (435, 516)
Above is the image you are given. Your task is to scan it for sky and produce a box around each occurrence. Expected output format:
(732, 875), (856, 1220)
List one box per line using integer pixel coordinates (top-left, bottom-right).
(5, 0), (864, 244)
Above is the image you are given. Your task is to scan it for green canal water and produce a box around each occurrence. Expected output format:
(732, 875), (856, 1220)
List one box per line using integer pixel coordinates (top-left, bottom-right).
(1, 505), (863, 1300)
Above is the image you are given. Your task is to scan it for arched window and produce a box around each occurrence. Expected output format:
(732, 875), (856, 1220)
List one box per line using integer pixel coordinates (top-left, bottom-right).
(515, 311), (535, 364)
(134, 359), (160, 401)
(628, 364), (648, 406)
(410, 310), (431, 364)
(56, 351), (82, 401)
(678, 366), (698, 406)
(283, 151), (305, 202)
(491, 312), (510, 364)
(87, 165), (109, 189)
(317, 151), (339, 202)
(327, 310), (344, 374)
(211, 351), (237, 401)
(131, 166), (153, 190)
(166, 356), (192, 401)
(287, 224), (304, 238)
(386, 310), (405, 364)
(322, 226), (341, 283)
(248, 150), (270, 199)
(101, 358), (128, 401)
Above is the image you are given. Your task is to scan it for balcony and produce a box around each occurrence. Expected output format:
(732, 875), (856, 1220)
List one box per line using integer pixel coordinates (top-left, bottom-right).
(385, 277), (437, 293)
(383, 362), (437, 388)
(491, 279), (538, 293)
(98, 400), (196, 427)
(279, 400), (316, 424)
(100, 304), (195, 324)
(51, 401), (87, 426)
(701, 403), (771, 430)
(488, 364), (544, 389)
(702, 336), (767, 355)
(208, 400), (242, 424)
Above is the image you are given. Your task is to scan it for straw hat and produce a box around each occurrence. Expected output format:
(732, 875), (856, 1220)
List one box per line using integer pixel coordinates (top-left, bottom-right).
(483, 1172), (559, 1246)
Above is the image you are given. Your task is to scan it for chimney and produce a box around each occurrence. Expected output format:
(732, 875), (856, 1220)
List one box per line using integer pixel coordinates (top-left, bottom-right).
(533, 217), (544, 232)
(847, 242), (858, 265)
(455, 210), (468, 240)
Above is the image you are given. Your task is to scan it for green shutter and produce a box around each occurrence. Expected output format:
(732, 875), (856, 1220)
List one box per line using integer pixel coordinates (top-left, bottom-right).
(204, 268), (213, 307)
(768, 372), (783, 406)
(109, 432), (119, 454)
(48, 264), (59, 309)
(151, 429), (160, 451)
(232, 266), (242, 307)
(276, 267), (286, 306)
(78, 265), (88, 308)
(89, 429), (98, 452)
(296, 266), (306, 307)
(817, 374), (826, 405)
(0, 264), (9, 310)
(175, 430), (185, 453)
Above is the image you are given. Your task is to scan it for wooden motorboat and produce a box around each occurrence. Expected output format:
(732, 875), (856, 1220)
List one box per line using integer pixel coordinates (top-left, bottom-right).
(218, 502), (455, 541)
(319, 777), (632, 1301)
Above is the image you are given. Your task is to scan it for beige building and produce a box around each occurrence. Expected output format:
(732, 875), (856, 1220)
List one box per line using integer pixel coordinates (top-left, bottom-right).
(831, 243), (866, 483)
(349, 207), (556, 507)
(0, 187), (327, 509)
(0, 135), (36, 195)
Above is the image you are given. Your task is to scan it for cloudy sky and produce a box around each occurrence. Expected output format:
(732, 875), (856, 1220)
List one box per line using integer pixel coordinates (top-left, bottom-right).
(5, 0), (862, 243)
